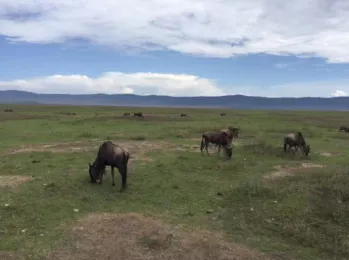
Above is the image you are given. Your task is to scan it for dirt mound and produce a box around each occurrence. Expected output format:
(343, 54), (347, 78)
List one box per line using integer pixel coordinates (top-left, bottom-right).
(49, 212), (267, 260)
(264, 163), (325, 180)
(0, 175), (33, 187)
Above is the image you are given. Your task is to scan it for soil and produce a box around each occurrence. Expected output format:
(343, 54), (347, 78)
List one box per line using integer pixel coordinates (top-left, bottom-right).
(264, 163), (325, 180)
(49, 212), (269, 260)
(0, 175), (33, 188)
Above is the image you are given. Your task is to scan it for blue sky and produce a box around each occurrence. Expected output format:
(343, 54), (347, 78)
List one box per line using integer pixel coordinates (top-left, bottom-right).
(1, 0), (349, 97)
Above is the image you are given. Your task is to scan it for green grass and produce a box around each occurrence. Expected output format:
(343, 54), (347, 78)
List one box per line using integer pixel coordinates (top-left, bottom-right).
(1, 104), (349, 259)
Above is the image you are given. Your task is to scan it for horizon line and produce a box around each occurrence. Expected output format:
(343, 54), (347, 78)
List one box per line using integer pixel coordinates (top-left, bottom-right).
(0, 89), (346, 99)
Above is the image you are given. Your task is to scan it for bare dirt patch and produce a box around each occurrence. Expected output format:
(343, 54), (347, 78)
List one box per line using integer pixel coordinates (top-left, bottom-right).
(320, 152), (333, 157)
(264, 163), (325, 180)
(0, 251), (22, 260)
(0, 175), (33, 188)
(1, 140), (203, 160)
(317, 151), (344, 157)
(49, 212), (268, 260)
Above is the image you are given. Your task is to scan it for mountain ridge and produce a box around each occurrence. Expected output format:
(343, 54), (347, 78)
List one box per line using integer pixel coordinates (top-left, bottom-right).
(0, 90), (348, 111)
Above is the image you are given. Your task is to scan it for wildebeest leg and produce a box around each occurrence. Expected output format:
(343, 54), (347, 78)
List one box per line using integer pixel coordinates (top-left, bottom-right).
(205, 140), (209, 156)
(111, 166), (115, 186)
(118, 166), (127, 192)
(217, 144), (221, 156)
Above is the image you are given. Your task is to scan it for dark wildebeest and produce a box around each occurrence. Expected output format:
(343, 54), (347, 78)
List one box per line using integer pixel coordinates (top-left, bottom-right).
(200, 131), (233, 158)
(133, 112), (143, 118)
(88, 141), (130, 192)
(123, 112), (131, 116)
(215, 126), (240, 149)
(181, 113), (187, 117)
(339, 126), (349, 132)
(220, 113), (226, 116)
(4, 109), (13, 112)
(283, 132), (310, 156)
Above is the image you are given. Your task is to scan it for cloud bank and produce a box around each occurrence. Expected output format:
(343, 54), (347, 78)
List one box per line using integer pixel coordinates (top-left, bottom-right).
(0, 72), (348, 98)
(1, 0), (349, 63)
(0, 72), (226, 96)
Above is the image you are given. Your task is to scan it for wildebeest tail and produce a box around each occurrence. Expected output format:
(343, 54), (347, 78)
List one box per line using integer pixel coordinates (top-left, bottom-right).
(123, 150), (130, 166)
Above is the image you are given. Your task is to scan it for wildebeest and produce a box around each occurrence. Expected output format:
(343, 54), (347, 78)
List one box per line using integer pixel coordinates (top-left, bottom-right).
(123, 112), (131, 116)
(220, 113), (226, 116)
(215, 126), (240, 149)
(4, 109), (13, 112)
(88, 141), (130, 192)
(180, 113), (187, 117)
(133, 112), (144, 118)
(200, 131), (233, 158)
(283, 132), (310, 156)
(339, 126), (349, 132)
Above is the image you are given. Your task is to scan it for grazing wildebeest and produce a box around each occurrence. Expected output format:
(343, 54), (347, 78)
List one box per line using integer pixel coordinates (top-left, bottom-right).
(339, 126), (349, 132)
(4, 109), (13, 112)
(220, 113), (226, 116)
(123, 112), (131, 116)
(180, 113), (187, 117)
(283, 132), (310, 156)
(88, 141), (130, 192)
(200, 131), (233, 158)
(133, 112), (143, 118)
(215, 126), (240, 149)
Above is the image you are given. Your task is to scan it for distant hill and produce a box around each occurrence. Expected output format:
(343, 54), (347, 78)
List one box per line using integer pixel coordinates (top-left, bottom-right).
(0, 90), (349, 111)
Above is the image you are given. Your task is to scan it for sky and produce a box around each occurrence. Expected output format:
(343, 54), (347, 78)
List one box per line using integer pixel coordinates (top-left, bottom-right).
(0, 0), (349, 97)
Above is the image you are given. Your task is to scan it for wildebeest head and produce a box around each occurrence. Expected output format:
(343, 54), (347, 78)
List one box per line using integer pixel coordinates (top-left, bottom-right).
(227, 126), (240, 138)
(88, 163), (104, 183)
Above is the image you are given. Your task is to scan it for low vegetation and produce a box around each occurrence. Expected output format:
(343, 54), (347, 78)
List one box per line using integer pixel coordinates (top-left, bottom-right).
(0, 104), (349, 260)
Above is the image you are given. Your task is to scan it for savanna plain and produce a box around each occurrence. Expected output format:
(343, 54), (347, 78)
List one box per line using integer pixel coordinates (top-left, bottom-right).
(1, 104), (349, 260)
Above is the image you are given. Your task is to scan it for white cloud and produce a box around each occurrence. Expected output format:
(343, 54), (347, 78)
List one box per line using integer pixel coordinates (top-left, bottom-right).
(0, 72), (349, 98)
(1, 0), (349, 62)
(332, 89), (348, 97)
(0, 72), (226, 97)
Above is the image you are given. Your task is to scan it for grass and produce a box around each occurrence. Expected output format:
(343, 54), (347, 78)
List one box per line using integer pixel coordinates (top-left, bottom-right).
(1, 104), (349, 259)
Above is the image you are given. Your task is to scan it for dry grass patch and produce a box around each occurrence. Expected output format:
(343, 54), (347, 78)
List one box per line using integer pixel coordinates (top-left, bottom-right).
(263, 163), (325, 180)
(49, 212), (268, 260)
(0, 175), (33, 188)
